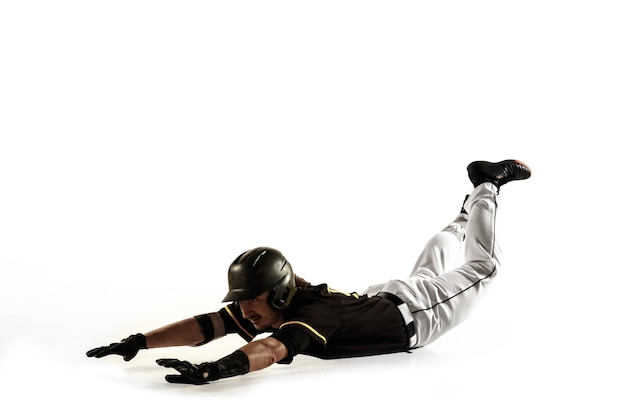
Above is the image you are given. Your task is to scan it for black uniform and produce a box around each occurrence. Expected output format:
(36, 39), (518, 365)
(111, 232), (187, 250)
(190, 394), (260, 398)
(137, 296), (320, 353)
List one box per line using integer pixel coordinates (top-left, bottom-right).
(205, 284), (409, 363)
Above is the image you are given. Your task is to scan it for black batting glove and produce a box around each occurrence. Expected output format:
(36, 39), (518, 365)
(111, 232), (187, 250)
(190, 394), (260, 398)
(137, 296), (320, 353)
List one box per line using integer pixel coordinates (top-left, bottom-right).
(156, 358), (220, 385)
(86, 333), (147, 361)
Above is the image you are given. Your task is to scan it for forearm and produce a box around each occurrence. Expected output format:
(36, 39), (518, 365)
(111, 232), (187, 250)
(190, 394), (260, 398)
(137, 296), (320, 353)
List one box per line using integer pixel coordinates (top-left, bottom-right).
(155, 336), (289, 384)
(145, 317), (206, 348)
(239, 337), (288, 372)
(88, 314), (225, 362)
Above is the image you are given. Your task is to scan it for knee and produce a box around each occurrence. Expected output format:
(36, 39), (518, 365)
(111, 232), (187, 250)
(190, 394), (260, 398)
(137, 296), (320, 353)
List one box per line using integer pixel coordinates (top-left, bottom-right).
(427, 232), (460, 251)
(466, 259), (498, 279)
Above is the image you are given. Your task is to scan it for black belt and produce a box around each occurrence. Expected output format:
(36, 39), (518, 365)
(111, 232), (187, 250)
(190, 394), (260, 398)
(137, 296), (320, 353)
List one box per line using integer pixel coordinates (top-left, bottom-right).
(378, 292), (418, 348)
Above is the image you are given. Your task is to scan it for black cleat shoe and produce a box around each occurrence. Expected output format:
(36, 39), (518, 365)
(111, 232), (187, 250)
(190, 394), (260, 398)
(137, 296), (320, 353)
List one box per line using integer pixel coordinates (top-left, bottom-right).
(467, 160), (532, 190)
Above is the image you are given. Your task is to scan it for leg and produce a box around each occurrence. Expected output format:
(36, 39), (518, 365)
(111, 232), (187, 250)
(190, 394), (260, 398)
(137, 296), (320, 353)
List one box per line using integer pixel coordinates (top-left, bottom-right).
(389, 160), (530, 347)
(402, 183), (501, 347)
(366, 160), (530, 347)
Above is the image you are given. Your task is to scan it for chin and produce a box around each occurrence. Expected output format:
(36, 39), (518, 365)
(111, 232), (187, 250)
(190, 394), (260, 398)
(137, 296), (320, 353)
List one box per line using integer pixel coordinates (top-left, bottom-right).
(251, 322), (267, 330)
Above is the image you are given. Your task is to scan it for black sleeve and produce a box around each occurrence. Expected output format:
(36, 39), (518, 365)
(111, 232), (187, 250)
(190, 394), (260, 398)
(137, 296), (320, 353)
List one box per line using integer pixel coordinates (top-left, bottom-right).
(193, 314), (218, 346)
(218, 303), (259, 342)
(270, 326), (313, 364)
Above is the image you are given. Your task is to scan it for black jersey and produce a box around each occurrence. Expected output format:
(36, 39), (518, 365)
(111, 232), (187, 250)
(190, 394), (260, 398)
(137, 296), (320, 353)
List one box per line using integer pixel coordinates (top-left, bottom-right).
(218, 284), (409, 361)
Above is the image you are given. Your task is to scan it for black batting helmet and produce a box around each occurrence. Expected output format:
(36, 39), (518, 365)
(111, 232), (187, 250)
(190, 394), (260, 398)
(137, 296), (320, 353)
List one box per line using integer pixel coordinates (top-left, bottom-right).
(222, 247), (296, 309)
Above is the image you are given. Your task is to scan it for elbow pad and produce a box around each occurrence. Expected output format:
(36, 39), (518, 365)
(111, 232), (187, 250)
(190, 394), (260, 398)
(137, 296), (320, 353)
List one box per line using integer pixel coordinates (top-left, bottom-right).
(193, 313), (226, 346)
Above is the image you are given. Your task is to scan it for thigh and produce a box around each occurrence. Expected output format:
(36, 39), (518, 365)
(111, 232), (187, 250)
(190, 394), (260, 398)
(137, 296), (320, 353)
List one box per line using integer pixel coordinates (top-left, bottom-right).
(409, 232), (463, 278)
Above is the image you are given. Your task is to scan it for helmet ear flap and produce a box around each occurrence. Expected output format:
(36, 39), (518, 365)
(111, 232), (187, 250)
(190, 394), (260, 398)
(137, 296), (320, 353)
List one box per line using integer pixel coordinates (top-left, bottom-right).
(270, 285), (292, 309)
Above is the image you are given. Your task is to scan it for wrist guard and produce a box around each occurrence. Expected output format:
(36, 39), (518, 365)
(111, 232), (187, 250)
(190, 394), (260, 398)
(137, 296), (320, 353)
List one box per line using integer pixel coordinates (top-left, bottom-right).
(157, 350), (250, 384)
(214, 349), (250, 379)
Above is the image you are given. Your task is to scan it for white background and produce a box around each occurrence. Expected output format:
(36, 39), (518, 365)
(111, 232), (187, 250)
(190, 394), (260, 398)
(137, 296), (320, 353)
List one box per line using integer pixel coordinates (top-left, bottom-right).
(1, 1), (624, 415)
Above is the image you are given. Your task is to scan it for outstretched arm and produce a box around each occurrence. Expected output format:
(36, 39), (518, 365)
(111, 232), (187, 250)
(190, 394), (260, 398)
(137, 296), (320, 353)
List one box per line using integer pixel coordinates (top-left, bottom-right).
(86, 313), (225, 361)
(156, 337), (288, 384)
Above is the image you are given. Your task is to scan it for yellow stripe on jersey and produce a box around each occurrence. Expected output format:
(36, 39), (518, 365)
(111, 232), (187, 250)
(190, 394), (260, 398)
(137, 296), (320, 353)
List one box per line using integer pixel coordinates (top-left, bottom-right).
(326, 285), (360, 299)
(280, 321), (328, 345)
(224, 305), (255, 340)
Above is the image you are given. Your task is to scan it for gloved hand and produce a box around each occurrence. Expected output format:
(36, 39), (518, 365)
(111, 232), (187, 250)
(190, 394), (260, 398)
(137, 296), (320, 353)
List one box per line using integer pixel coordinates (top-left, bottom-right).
(86, 333), (147, 361)
(156, 358), (220, 384)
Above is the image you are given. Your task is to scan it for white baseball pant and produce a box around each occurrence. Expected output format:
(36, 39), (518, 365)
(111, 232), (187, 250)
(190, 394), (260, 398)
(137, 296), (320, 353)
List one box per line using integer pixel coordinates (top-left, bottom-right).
(363, 182), (501, 348)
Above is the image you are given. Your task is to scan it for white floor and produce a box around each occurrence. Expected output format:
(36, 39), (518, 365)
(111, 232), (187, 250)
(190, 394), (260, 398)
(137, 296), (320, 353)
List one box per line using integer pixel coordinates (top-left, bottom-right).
(2, 2), (625, 416)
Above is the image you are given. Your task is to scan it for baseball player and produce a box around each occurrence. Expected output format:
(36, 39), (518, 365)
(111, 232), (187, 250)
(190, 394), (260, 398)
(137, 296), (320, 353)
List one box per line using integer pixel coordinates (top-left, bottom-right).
(86, 159), (531, 384)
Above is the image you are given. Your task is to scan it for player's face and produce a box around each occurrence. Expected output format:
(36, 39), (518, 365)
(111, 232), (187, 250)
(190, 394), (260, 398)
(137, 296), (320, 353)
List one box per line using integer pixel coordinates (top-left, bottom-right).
(239, 291), (283, 330)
